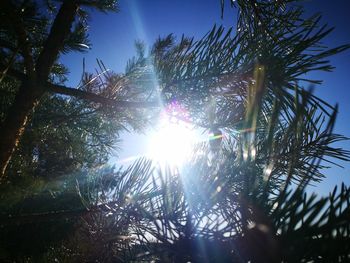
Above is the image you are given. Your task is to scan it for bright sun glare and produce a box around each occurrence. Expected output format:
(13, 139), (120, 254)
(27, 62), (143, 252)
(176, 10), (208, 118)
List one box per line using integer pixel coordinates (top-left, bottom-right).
(148, 111), (197, 167)
(148, 121), (196, 166)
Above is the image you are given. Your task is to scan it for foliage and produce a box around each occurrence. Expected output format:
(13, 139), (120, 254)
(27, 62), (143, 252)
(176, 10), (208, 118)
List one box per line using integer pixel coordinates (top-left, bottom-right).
(0, 0), (349, 262)
(0, 0), (154, 177)
(0, 0), (158, 177)
(2, 93), (349, 262)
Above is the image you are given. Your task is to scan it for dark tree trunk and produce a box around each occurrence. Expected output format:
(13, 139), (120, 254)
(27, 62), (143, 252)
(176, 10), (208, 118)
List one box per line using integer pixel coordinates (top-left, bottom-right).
(0, 1), (78, 178)
(0, 83), (43, 177)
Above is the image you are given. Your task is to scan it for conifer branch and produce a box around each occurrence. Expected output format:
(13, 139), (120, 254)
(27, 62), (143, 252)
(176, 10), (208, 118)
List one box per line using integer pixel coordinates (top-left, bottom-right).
(46, 82), (159, 108)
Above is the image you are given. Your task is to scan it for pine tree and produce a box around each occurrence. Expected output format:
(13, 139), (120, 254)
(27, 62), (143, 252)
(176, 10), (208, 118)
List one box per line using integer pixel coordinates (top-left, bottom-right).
(0, 0), (156, 177)
(0, 0), (350, 262)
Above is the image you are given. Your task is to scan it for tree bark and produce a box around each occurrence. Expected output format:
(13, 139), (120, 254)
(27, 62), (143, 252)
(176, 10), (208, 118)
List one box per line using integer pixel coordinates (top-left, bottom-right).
(0, 1), (78, 178)
(36, 0), (78, 80)
(0, 83), (43, 178)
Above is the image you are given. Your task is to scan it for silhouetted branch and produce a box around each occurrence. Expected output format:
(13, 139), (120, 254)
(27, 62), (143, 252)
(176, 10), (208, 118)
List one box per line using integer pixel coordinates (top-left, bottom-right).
(46, 82), (159, 108)
(36, 1), (78, 80)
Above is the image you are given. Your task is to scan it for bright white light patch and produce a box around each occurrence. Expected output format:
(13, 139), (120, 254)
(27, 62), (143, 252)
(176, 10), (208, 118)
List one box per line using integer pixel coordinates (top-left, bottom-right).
(148, 120), (197, 167)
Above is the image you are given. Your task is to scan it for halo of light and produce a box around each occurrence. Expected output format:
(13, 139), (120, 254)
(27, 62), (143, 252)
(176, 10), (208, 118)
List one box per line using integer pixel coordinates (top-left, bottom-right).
(148, 119), (197, 167)
(147, 100), (199, 167)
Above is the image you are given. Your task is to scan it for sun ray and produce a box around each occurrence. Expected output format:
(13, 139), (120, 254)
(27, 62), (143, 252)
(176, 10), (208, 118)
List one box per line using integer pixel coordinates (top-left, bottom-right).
(147, 102), (199, 167)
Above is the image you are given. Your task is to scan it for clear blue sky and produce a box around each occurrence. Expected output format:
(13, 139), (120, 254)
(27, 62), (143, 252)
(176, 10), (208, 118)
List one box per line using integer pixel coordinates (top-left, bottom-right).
(61, 0), (350, 194)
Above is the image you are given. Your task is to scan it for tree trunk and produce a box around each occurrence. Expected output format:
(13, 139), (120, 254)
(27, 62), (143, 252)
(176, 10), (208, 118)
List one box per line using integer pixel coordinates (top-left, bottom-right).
(0, 83), (43, 177)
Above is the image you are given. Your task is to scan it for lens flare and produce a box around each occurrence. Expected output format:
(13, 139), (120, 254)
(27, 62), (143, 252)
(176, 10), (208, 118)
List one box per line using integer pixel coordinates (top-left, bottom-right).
(148, 102), (197, 167)
(148, 121), (197, 167)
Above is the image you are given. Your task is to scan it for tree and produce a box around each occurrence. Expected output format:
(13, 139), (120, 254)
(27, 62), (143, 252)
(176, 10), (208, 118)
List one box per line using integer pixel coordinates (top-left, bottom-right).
(0, 0), (350, 262)
(0, 0), (157, 178)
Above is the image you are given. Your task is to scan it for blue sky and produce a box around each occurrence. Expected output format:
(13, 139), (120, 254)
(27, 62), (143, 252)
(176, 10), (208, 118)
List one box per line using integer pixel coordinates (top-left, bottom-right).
(61, 0), (350, 194)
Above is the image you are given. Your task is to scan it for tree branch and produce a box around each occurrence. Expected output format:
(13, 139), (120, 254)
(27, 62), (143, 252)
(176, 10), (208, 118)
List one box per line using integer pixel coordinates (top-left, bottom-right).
(0, 200), (120, 225)
(46, 82), (159, 108)
(0, 61), (159, 109)
(0, 63), (26, 81)
(36, 0), (78, 81)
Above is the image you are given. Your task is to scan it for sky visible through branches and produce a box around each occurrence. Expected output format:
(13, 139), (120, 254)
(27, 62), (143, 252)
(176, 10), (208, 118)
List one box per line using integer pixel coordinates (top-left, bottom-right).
(60, 0), (350, 195)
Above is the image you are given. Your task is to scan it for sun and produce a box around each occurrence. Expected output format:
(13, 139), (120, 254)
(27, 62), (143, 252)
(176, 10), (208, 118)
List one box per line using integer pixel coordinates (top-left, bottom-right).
(148, 117), (197, 167)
